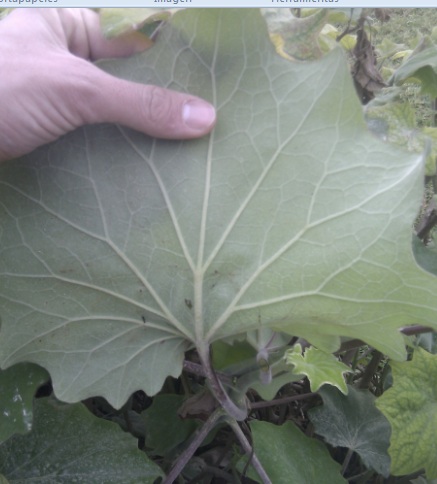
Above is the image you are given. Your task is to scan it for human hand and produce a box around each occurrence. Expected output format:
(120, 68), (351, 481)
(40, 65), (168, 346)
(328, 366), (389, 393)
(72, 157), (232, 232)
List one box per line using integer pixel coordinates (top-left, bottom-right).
(0, 8), (216, 162)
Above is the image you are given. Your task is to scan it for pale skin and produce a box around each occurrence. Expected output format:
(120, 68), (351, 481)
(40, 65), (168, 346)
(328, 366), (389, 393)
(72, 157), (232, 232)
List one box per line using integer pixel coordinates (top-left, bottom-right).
(0, 8), (216, 162)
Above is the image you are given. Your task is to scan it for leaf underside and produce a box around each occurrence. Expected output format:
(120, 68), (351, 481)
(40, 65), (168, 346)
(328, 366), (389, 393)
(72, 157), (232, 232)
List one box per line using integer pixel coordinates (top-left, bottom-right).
(1, 9), (437, 408)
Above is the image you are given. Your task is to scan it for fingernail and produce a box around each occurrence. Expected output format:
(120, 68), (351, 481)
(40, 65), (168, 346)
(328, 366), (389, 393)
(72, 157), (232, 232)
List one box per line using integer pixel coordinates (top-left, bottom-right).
(183, 100), (216, 131)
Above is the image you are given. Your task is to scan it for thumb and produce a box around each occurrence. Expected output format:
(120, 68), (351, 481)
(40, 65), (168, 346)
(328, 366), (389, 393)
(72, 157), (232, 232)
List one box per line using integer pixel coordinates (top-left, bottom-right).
(83, 70), (216, 139)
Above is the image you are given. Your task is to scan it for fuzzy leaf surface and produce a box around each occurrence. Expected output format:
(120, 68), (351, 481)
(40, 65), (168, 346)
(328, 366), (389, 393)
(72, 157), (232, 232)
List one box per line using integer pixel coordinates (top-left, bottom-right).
(1, 9), (437, 408)
(309, 385), (391, 477)
(0, 398), (164, 483)
(376, 347), (437, 478)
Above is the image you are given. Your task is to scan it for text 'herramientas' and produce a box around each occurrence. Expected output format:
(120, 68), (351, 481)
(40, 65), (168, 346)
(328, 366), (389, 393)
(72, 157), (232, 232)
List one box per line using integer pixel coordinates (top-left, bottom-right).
(154, 0), (192, 3)
(271, 0), (340, 2)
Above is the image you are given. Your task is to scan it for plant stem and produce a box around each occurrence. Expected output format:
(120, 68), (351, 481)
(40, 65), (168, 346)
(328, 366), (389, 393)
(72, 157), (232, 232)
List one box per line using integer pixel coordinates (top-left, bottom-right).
(249, 392), (317, 410)
(162, 407), (225, 484)
(400, 325), (434, 336)
(197, 345), (247, 421)
(338, 325), (434, 353)
(182, 359), (206, 378)
(183, 359), (232, 385)
(341, 447), (354, 476)
(357, 350), (383, 390)
(228, 419), (272, 484)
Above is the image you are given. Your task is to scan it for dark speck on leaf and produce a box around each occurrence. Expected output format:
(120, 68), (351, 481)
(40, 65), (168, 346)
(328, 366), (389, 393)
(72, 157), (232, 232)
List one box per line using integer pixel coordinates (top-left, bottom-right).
(185, 299), (193, 310)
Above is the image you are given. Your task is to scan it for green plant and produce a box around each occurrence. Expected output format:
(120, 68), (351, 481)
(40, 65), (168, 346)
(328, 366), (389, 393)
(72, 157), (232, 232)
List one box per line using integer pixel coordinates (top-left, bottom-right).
(1, 8), (437, 483)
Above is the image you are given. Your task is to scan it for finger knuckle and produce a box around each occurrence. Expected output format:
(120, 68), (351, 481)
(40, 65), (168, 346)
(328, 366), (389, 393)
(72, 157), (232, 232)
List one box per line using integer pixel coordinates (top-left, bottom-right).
(142, 85), (174, 126)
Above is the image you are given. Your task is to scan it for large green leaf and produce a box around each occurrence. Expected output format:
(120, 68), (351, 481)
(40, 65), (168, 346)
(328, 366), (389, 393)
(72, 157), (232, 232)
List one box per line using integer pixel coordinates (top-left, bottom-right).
(262, 8), (329, 60)
(0, 363), (49, 444)
(245, 420), (346, 483)
(376, 347), (437, 478)
(390, 40), (437, 97)
(0, 397), (164, 483)
(1, 9), (437, 408)
(99, 8), (173, 38)
(309, 386), (391, 477)
(143, 394), (199, 456)
(365, 98), (437, 176)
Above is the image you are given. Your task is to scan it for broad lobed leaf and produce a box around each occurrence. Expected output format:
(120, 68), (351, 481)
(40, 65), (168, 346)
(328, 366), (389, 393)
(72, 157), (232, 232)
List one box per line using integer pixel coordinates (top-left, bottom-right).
(0, 397), (164, 483)
(376, 347), (437, 479)
(284, 343), (351, 394)
(143, 394), (199, 456)
(99, 8), (174, 38)
(0, 363), (49, 444)
(245, 420), (346, 483)
(390, 37), (437, 97)
(1, 9), (437, 407)
(310, 385), (391, 477)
